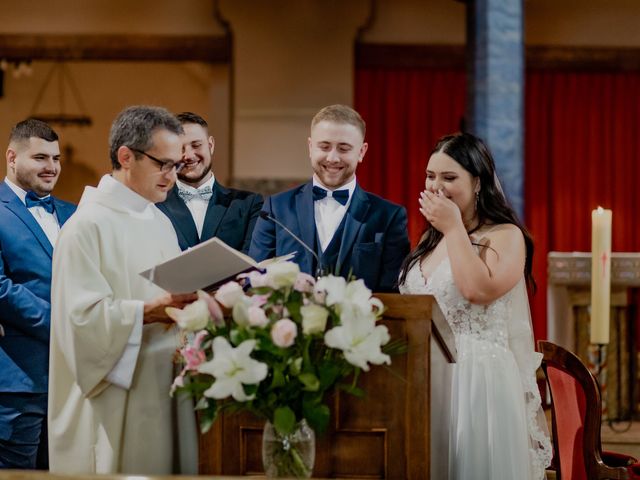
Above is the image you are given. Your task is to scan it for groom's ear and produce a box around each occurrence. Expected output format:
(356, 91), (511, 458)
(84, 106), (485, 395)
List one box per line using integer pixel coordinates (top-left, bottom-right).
(358, 142), (368, 163)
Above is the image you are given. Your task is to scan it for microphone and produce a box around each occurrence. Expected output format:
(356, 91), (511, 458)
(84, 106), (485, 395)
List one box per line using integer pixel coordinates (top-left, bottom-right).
(259, 211), (324, 278)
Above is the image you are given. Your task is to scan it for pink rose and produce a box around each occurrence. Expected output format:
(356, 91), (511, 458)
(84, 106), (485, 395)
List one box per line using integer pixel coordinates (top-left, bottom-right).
(248, 306), (269, 328)
(215, 281), (244, 308)
(294, 272), (316, 293)
(270, 318), (297, 348)
(251, 294), (269, 308)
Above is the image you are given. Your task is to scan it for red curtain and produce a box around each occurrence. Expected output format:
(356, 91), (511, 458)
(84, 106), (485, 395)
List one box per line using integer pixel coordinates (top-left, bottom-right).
(355, 66), (640, 340)
(355, 68), (466, 245)
(525, 71), (640, 340)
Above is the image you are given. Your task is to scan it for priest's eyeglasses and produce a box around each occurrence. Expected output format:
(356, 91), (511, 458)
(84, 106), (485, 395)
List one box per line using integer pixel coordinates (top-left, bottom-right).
(130, 148), (186, 173)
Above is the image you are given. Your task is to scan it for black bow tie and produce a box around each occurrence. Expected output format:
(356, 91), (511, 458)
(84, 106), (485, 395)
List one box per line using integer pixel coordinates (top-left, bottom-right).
(312, 186), (349, 206)
(25, 191), (55, 214)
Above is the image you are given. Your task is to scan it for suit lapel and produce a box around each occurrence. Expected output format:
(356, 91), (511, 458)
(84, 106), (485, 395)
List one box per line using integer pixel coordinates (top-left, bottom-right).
(53, 198), (75, 226)
(295, 183), (316, 269)
(162, 187), (199, 246)
(201, 183), (230, 242)
(0, 182), (54, 258)
(337, 185), (370, 268)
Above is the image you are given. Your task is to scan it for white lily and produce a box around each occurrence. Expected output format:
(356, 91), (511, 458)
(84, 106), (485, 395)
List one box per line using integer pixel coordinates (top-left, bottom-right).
(324, 313), (391, 371)
(198, 337), (268, 401)
(314, 275), (347, 306)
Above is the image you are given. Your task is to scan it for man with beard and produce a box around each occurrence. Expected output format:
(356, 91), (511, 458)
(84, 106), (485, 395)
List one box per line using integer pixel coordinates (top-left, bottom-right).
(249, 104), (409, 292)
(157, 112), (263, 253)
(0, 119), (76, 469)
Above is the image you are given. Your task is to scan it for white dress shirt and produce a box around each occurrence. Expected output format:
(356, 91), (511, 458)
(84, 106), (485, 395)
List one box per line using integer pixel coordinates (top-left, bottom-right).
(312, 176), (356, 252)
(176, 174), (215, 238)
(5, 177), (60, 246)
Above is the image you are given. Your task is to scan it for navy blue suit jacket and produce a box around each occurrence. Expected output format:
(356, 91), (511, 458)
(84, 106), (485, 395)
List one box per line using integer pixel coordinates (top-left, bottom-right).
(0, 181), (76, 393)
(249, 182), (410, 292)
(157, 183), (263, 254)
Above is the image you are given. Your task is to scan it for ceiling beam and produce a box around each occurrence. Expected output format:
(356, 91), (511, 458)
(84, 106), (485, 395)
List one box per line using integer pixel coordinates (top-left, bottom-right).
(0, 34), (230, 62)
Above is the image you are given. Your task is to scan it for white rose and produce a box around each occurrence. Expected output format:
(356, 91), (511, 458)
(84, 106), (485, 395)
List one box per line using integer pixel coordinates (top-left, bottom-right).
(248, 306), (269, 328)
(271, 318), (297, 347)
(166, 299), (210, 331)
(301, 304), (329, 335)
(232, 296), (253, 327)
(215, 281), (244, 308)
(265, 261), (300, 288)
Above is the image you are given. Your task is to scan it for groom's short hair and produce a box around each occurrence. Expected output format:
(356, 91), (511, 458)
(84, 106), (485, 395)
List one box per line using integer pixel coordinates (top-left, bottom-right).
(311, 104), (366, 138)
(9, 118), (58, 145)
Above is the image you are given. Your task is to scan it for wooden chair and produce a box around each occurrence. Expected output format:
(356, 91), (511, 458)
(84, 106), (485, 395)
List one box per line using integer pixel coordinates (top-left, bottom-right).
(538, 340), (640, 479)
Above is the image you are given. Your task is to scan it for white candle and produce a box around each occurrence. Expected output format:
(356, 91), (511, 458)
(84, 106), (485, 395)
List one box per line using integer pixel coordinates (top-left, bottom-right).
(591, 207), (612, 344)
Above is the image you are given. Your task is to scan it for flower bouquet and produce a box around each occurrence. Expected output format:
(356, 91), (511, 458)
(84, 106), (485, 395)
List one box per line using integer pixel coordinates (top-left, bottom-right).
(168, 261), (394, 478)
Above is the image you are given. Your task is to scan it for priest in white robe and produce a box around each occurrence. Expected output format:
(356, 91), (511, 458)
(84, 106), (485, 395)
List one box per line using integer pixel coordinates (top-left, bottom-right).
(48, 106), (198, 474)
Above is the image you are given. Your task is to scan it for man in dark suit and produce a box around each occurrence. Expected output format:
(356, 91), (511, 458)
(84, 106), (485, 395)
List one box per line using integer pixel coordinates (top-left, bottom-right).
(0, 119), (76, 469)
(157, 112), (263, 253)
(249, 104), (410, 292)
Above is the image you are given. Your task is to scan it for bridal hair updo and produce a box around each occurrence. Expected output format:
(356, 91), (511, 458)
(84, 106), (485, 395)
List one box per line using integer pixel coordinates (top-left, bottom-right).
(398, 132), (535, 290)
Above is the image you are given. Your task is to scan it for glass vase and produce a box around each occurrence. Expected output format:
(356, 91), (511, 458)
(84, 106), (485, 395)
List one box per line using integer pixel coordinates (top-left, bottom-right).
(262, 419), (315, 478)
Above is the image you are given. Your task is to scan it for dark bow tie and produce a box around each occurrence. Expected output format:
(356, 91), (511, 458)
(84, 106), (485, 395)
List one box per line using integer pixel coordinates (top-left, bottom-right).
(312, 186), (349, 206)
(178, 185), (214, 203)
(25, 191), (55, 214)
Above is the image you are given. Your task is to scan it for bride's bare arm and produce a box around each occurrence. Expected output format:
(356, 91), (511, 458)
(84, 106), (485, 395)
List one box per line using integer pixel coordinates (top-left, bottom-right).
(420, 190), (525, 304)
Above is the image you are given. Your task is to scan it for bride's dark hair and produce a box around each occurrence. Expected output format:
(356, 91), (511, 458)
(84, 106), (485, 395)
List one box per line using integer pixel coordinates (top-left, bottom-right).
(398, 132), (535, 291)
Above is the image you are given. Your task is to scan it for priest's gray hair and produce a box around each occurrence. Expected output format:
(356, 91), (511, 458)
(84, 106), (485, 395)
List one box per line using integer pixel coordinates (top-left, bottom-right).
(109, 105), (183, 170)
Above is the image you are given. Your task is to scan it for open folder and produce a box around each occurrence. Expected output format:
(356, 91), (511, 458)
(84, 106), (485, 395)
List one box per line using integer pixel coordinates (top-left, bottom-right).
(140, 237), (294, 294)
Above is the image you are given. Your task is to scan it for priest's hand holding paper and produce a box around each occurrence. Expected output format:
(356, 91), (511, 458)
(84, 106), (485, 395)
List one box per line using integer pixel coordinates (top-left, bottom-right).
(143, 292), (198, 324)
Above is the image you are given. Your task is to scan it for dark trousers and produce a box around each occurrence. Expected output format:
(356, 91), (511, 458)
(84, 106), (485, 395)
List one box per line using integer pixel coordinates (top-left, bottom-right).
(0, 393), (48, 469)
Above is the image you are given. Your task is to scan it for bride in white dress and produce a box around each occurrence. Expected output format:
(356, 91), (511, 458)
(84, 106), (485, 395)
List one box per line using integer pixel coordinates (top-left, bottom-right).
(398, 133), (551, 480)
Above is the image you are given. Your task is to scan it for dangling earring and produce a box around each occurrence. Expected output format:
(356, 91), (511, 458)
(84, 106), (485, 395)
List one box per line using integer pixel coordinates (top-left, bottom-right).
(475, 191), (480, 211)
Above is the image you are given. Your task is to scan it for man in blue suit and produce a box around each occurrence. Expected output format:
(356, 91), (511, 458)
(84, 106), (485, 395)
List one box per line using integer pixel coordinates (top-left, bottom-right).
(0, 119), (76, 469)
(249, 104), (410, 292)
(157, 112), (262, 253)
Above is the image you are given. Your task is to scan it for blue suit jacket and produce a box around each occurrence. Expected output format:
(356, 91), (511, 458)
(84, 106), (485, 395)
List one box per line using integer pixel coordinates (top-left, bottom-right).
(249, 182), (410, 292)
(0, 181), (76, 393)
(157, 183), (263, 254)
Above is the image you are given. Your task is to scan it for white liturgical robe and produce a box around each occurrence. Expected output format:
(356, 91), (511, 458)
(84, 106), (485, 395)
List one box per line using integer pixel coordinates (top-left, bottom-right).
(48, 175), (197, 474)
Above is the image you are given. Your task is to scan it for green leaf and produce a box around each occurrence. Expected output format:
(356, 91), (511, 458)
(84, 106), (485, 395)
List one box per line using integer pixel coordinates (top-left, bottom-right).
(271, 365), (286, 388)
(298, 372), (320, 391)
(303, 402), (330, 433)
(337, 383), (365, 398)
(198, 401), (218, 433)
(273, 406), (296, 436)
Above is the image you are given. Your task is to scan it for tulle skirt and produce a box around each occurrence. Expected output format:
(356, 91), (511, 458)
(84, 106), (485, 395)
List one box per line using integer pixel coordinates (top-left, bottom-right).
(449, 335), (534, 480)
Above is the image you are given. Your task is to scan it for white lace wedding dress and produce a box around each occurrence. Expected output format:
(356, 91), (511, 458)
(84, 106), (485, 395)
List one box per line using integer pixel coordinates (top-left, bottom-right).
(400, 257), (551, 480)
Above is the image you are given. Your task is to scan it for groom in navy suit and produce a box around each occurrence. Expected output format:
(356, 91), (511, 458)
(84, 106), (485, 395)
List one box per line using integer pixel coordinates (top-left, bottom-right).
(250, 105), (409, 292)
(0, 119), (76, 468)
(157, 112), (262, 253)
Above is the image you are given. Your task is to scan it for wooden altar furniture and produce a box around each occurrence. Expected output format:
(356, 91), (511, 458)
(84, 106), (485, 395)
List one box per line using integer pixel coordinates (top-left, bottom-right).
(198, 294), (456, 479)
(548, 252), (640, 419)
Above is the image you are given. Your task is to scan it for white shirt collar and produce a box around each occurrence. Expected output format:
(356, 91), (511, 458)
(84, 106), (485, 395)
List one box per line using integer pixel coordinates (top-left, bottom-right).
(4, 177), (52, 205)
(312, 175), (357, 197)
(98, 174), (152, 213)
(176, 173), (216, 193)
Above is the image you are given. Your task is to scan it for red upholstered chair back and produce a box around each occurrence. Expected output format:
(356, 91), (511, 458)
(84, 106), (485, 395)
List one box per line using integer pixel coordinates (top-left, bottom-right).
(546, 363), (588, 480)
(538, 341), (611, 480)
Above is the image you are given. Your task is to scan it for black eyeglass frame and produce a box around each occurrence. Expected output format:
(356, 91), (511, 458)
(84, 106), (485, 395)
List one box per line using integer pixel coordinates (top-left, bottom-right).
(129, 147), (185, 173)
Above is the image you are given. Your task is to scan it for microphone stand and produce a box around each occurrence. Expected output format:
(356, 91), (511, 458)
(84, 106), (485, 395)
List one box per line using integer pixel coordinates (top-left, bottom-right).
(259, 211), (325, 278)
